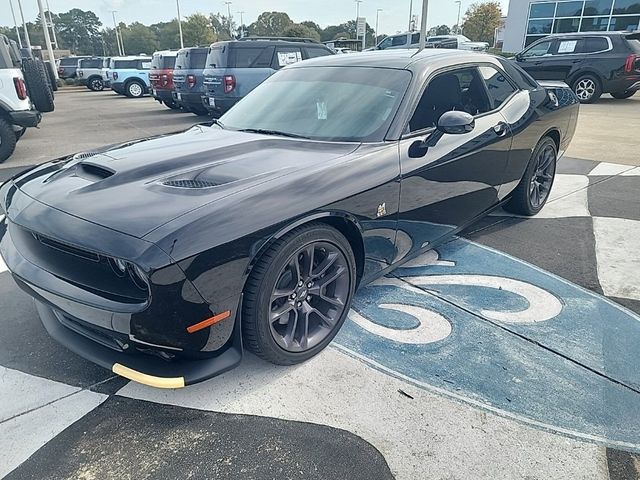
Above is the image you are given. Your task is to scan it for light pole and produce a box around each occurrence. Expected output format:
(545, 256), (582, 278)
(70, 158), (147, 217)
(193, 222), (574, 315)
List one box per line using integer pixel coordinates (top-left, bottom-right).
(237, 11), (245, 38)
(8, 0), (23, 48)
(36, 0), (57, 77)
(418, 0), (429, 51)
(375, 9), (382, 46)
(111, 10), (123, 56)
(455, 0), (462, 34)
(46, 0), (58, 48)
(176, 0), (184, 48)
(225, 2), (233, 37)
(17, 0), (31, 49)
(409, 0), (413, 31)
(355, 0), (362, 45)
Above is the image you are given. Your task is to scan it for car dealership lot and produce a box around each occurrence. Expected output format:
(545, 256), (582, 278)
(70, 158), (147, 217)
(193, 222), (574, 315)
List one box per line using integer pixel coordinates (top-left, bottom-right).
(1, 88), (640, 479)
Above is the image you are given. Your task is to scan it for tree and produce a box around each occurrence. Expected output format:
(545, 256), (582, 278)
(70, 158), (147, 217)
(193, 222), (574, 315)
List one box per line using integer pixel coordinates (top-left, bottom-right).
(121, 22), (158, 55)
(151, 20), (181, 50)
(56, 8), (102, 54)
(462, 1), (502, 44)
(210, 13), (235, 41)
(320, 21), (376, 46)
(435, 25), (451, 35)
(300, 21), (322, 37)
(247, 12), (293, 37)
(183, 13), (216, 46)
(282, 24), (320, 42)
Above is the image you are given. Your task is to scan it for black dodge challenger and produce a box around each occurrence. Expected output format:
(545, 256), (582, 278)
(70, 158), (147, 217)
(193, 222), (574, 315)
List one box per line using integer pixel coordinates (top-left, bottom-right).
(0, 50), (579, 388)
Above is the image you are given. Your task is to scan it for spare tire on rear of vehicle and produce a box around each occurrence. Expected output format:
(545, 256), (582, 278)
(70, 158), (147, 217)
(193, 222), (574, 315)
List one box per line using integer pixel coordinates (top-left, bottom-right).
(44, 61), (58, 92)
(37, 60), (54, 99)
(22, 58), (55, 113)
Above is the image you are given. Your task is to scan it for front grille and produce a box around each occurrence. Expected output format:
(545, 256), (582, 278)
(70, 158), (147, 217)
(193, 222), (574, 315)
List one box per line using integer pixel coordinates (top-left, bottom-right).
(163, 179), (218, 189)
(32, 232), (101, 262)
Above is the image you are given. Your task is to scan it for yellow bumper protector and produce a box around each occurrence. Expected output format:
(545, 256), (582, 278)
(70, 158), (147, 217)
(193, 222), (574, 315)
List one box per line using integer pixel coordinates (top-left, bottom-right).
(112, 363), (185, 389)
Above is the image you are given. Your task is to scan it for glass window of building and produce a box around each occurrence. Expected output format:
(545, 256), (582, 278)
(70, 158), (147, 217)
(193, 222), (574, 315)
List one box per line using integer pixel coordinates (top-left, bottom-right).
(556, 1), (585, 16)
(528, 19), (554, 33)
(580, 16), (611, 30)
(554, 18), (581, 32)
(583, 0), (614, 15)
(612, 0), (640, 14)
(530, 2), (557, 17)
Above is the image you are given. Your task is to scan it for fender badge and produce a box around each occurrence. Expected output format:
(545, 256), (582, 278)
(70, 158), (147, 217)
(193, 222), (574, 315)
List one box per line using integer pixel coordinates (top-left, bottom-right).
(377, 203), (386, 218)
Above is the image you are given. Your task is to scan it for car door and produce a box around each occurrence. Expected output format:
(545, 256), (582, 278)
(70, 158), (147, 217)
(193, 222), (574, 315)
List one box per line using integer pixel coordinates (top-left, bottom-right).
(396, 65), (514, 263)
(516, 38), (560, 79)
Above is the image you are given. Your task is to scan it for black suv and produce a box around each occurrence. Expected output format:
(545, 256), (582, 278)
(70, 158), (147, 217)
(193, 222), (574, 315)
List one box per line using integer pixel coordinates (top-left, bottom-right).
(514, 32), (640, 103)
(201, 37), (334, 117)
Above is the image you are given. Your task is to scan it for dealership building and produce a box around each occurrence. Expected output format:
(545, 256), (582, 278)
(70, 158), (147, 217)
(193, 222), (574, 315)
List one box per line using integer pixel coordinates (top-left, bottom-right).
(502, 0), (640, 52)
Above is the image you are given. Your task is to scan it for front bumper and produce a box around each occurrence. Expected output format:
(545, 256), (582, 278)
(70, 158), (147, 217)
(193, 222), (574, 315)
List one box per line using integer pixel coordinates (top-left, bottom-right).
(0, 177), (243, 387)
(9, 109), (42, 128)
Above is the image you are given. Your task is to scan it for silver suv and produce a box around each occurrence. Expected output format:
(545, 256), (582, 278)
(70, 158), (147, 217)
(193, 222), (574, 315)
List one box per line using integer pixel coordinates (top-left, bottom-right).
(77, 57), (110, 91)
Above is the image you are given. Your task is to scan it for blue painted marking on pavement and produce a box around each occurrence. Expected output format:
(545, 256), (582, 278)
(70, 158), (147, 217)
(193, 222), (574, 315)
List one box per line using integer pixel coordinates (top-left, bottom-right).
(335, 237), (640, 451)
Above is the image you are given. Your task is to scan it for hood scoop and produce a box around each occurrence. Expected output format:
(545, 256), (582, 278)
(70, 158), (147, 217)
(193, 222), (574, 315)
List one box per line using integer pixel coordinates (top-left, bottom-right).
(77, 163), (115, 181)
(162, 179), (219, 189)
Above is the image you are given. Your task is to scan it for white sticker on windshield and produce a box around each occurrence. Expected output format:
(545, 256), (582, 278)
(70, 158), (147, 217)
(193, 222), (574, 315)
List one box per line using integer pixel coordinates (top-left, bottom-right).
(317, 101), (328, 120)
(277, 51), (302, 67)
(558, 41), (577, 54)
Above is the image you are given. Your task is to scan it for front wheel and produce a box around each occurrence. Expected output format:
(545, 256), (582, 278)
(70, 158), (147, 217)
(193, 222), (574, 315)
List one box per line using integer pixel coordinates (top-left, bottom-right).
(125, 81), (145, 98)
(0, 118), (18, 164)
(504, 137), (557, 216)
(610, 90), (636, 99)
(572, 74), (602, 103)
(243, 223), (356, 365)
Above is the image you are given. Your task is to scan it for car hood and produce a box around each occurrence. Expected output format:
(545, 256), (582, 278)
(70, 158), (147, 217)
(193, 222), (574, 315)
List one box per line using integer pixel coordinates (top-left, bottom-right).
(14, 125), (358, 239)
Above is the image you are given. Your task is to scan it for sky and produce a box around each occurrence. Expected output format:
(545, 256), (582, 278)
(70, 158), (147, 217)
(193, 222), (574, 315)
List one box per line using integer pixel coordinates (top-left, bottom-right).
(2, 0), (510, 35)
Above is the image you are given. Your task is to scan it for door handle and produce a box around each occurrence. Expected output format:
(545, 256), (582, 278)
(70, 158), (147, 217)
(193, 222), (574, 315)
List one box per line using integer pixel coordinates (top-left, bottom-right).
(493, 122), (508, 136)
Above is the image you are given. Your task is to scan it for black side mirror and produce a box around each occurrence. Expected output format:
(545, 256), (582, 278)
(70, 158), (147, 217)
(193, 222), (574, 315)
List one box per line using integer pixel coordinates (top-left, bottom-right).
(408, 111), (475, 158)
(437, 110), (475, 135)
(515, 53), (524, 62)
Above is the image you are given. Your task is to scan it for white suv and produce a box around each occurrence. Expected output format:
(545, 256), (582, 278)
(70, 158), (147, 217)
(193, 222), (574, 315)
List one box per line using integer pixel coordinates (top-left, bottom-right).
(0, 35), (41, 163)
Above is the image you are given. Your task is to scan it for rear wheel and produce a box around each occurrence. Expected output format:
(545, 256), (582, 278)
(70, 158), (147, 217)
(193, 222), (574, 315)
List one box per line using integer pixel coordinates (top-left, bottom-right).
(243, 223), (356, 365)
(125, 80), (145, 98)
(163, 100), (181, 110)
(572, 74), (602, 103)
(88, 77), (105, 91)
(0, 118), (18, 164)
(504, 137), (557, 216)
(610, 90), (636, 99)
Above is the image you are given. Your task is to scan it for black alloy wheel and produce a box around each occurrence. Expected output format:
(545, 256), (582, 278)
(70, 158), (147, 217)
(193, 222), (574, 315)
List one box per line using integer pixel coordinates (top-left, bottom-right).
(504, 136), (557, 216)
(243, 223), (356, 365)
(89, 77), (104, 91)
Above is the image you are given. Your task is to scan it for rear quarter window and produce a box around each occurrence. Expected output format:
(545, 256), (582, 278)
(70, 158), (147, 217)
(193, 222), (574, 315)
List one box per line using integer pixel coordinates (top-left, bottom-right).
(114, 60), (139, 69)
(305, 47), (332, 59)
(499, 58), (539, 90)
(230, 46), (275, 68)
(81, 59), (102, 68)
(581, 37), (609, 53)
(60, 58), (79, 66)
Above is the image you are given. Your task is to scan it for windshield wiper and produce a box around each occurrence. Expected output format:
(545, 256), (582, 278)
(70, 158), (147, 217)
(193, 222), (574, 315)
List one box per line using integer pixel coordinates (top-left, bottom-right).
(236, 128), (310, 139)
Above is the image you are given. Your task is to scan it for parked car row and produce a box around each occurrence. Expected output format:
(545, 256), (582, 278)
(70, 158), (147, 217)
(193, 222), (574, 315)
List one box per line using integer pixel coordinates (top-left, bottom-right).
(0, 35), (56, 163)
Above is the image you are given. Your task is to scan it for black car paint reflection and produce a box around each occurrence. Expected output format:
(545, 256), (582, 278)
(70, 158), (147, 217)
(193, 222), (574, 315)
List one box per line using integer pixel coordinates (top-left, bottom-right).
(0, 50), (579, 386)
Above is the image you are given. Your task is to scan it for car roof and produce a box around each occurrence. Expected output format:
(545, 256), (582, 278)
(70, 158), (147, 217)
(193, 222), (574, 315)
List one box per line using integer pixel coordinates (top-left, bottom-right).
(210, 39), (329, 49)
(287, 48), (489, 71)
(547, 31), (632, 37)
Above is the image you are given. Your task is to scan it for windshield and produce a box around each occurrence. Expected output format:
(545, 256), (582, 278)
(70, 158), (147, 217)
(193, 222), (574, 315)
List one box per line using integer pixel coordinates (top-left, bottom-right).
(220, 66), (411, 142)
(175, 49), (208, 69)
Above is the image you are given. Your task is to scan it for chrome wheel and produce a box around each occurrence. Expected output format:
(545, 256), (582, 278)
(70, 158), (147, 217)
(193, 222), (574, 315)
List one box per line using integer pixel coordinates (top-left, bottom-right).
(269, 241), (350, 353)
(529, 144), (556, 209)
(574, 78), (596, 101)
(90, 78), (104, 91)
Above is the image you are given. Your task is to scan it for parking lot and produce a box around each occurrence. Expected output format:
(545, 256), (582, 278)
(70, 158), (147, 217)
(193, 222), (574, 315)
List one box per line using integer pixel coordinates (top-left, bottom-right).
(1, 87), (640, 479)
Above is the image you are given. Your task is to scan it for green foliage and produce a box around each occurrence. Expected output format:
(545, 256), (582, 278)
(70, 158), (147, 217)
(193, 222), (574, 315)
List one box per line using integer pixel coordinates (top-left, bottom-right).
(320, 20), (376, 46)
(282, 24), (321, 42)
(462, 1), (502, 44)
(121, 22), (158, 55)
(56, 8), (102, 54)
(151, 20), (181, 50)
(248, 12), (293, 37)
(435, 25), (451, 35)
(210, 13), (235, 41)
(182, 13), (216, 47)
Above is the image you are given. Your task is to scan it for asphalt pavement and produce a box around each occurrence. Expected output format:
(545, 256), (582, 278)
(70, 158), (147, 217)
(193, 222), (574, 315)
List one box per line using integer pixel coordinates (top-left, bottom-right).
(1, 88), (639, 479)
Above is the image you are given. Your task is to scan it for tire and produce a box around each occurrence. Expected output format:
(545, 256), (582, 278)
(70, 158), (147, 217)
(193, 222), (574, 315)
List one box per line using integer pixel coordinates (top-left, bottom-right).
(243, 223), (357, 365)
(571, 74), (602, 104)
(504, 137), (557, 216)
(44, 61), (58, 91)
(610, 90), (636, 99)
(87, 76), (105, 91)
(125, 80), (145, 98)
(37, 60), (54, 100)
(0, 118), (18, 164)
(22, 58), (55, 113)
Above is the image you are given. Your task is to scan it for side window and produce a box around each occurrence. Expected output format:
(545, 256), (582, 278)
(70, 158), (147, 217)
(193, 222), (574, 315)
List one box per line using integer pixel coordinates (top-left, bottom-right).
(139, 60), (151, 69)
(557, 39), (579, 54)
(409, 68), (492, 132)
(273, 47), (303, 69)
(411, 33), (420, 44)
(232, 47), (265, 68)
(521, 39), (555, 57)
(499, 58), (539, 90)
(378, 37), (392, 49)
(582, 37), (609, 53)
(391, 35), (407, 47)
(479, 66), (518, 109)
(305, 47), (331, 59)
